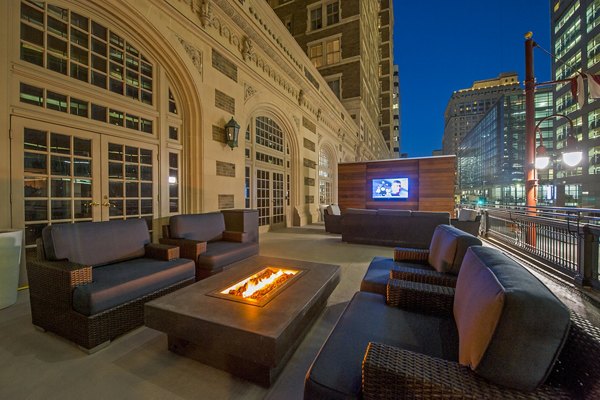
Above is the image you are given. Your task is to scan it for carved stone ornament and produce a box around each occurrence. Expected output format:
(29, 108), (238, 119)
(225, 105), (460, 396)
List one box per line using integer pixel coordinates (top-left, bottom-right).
(293, 115), (300, 130)
(244, 83), (257, 102)
(177, 36), (203, 77)
(242, 36), (254, 61)
(200, 0), (213, 28)
(298, 89), (304, 105)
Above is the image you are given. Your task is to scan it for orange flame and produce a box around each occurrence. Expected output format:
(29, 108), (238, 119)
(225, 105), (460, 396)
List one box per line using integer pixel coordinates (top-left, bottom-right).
(221, 267), (298, 300)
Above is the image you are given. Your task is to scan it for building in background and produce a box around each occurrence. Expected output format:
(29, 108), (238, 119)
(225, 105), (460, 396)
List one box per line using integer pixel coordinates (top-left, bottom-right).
(392, 64), (401, 155)
(550, 0), (600, 208)
(268, 0), (391, 160)
(457, 88), (554, 205)
(443, 72), (521, 156)
(379, 0), (398, 156)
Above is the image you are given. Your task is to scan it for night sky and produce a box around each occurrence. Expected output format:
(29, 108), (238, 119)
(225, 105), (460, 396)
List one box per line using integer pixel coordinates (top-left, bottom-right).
(394, 1), (552, 157)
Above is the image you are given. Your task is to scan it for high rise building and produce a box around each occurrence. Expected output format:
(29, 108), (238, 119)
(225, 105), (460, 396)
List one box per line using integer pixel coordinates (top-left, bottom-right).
(379, 0), (398, 156)
(392, 64), (401, 155)
(268, 0), (392, 159)
(443, 72), (521, 156)
(457, 88), (554, 205)
(550, 0), (600, 208)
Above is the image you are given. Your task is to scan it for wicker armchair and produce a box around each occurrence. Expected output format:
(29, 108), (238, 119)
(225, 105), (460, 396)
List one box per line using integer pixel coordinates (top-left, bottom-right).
(27, 220), (195, 352)
(361, 225), (481, 295)
(364, 277), (600, 399)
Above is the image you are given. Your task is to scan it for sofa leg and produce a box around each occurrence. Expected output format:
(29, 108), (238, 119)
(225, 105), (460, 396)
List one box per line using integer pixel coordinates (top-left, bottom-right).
(80, 340), (111, 354)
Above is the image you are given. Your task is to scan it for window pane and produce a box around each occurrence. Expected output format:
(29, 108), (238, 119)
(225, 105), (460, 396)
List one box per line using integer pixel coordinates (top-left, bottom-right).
(50, 133), (70, 154)
(70, 98), (88, 117)
(47, 91), (68, 112)
(51, 178), (71, 197)
(74, 179), (92, 197)
(20, 42), (44, 66)
(24, 177), (47, 197)
(20, 83), (44, 106)
(47, 53), (67, 74)
(21, 3), (44, 27)
(91, 103), (107, 121)
(73, 158), (92, 177)
(51, 200), (71, 220)
(24, 152), (47, 174)
(25, 200), (47, 221)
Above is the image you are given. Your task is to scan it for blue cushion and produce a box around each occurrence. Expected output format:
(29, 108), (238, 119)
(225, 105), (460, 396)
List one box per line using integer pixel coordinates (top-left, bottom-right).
(454, 246), (571, 391)
(72, 257), (195, 315)
(305, 292), (458, 400)
(42, 219), (149, 267)
(170, 213), (226, 242)
(197, 241), (259, 271)
(360, 256), (431, 295)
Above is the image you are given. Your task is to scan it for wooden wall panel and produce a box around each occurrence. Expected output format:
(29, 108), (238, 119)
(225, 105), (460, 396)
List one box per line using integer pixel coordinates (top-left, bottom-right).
(337, 156), (455, 214)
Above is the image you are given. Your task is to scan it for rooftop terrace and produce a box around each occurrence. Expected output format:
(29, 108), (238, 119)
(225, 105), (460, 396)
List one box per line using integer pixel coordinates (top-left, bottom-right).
(1, 223), (599, 399)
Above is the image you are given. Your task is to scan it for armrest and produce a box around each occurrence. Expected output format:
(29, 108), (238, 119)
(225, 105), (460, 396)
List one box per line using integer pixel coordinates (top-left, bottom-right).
(386, 278), (454, 316)
(145, 243), (180, 261)
(26, 259), (92, 305)
(362, 342), (567, 399)
(393, 247), (429, 263)
(390, 265), (458, 288)
(222, 230), (249, 242)
(158, 238), (207, 260)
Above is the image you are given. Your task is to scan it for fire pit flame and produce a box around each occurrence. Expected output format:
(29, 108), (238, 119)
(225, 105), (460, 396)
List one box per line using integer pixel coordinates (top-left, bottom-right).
(220, 267), (299, 301)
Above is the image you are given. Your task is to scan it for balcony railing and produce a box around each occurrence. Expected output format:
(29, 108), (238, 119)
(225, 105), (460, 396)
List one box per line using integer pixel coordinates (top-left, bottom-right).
(481, 205), (600, 289)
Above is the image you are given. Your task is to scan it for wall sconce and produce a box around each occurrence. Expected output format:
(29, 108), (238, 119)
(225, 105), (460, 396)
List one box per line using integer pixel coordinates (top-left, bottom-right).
(534, 114), (582, 169)
(225, 117), (240, 150)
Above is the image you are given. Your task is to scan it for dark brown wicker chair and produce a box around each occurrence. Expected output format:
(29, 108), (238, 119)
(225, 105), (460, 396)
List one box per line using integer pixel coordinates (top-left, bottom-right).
(366, 278), (600, 399)
(27, 219), (195, 353)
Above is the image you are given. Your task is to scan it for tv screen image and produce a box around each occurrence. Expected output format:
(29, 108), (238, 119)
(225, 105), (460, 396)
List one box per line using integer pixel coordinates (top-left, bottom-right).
(372, 178), (409, 199)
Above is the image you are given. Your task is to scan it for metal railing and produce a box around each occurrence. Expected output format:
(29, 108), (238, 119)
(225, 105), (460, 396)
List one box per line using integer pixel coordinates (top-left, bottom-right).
(480, 205), (600, 289)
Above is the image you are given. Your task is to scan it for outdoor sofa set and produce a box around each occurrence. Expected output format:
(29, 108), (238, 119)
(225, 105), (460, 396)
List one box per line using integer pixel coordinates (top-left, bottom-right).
(324, 205), (482, 244)
(304, 223), (600, 399)
(27, 210), (258, 352)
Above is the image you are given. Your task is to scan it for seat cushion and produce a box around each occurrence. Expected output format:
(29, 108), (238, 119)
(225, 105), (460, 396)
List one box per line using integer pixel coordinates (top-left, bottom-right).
(42, 219), (149, 267)
(197, 241), (259, 271)
(305, 291), (458, 400)
(360, 256), (431, 295)
(72, 257), (195, 315)
(170, 212), (226, 242)
(458, 208), (478, 221)
(453, 246), (571, 391)
(428, 224), (482, 274)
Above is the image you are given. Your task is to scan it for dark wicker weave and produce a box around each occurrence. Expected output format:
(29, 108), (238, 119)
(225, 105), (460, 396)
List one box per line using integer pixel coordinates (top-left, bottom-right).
(27, 242), (194, 352)
(390, 266), (458, 288)
(394, 247), (430, 263)
(362, 342), (571, 399)
(386, 278), (454, 315)
(372, 278), (600, 400)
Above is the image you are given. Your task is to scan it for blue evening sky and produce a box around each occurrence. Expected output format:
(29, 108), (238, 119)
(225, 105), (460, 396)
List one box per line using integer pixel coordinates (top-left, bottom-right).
(394, 1), (552, 157)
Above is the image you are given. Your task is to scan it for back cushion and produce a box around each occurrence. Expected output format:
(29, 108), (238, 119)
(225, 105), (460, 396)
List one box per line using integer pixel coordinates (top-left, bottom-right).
(453, 246), (570, 391)
(458, 208), (478, 222)
(326, 204), (341, 216)
(170, 212), (226, 242)
(376, 209), (411, 216)
(428, 225), (482, 274)
(42, 219), (149, 267)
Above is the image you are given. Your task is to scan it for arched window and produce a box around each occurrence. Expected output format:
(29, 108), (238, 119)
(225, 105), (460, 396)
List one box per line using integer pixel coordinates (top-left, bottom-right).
(319, 148), (333, 205)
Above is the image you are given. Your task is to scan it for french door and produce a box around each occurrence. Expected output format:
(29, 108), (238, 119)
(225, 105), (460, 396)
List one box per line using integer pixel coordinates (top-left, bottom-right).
(11, 117), (157, 248)
(256, 168), (286, 229)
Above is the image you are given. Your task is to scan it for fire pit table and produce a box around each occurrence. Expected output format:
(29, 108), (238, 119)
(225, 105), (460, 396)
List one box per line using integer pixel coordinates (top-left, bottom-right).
(144, 256), (340, 386)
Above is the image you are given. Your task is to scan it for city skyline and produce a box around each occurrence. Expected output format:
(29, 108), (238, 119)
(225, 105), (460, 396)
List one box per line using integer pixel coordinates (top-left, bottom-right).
(394, 1), (552, 157)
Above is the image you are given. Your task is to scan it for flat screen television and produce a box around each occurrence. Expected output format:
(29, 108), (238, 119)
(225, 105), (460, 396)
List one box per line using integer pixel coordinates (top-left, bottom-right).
(372, 178), (409, 199)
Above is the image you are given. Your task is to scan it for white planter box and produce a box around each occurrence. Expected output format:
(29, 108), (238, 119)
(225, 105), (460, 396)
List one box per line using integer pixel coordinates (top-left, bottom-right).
(0, 229), (23, 309)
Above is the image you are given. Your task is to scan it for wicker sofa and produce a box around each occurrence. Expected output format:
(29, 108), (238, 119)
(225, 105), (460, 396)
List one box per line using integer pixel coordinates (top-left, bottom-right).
(160, 209), (259, 280)
(341, 209), (450, 248)
(27, 219), (196, 353)
(304, 246), (600, 399)
(360, 224), (482, 295)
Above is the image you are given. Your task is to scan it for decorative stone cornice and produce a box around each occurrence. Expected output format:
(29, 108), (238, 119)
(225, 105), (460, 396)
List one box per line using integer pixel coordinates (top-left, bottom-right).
(176, 35), (203, 78)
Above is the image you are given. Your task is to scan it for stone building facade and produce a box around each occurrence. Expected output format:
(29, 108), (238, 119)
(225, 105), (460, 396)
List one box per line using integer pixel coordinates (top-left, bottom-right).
(1, 0), (372, 279)
(267, 0), (391, 159)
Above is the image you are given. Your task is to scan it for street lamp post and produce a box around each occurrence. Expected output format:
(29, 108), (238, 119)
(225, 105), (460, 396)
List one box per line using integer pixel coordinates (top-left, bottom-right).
(525, 33), (537, 246)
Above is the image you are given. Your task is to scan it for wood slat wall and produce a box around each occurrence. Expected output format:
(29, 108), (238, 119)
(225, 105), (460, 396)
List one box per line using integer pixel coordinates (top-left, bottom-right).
(337, 156), (455, 214)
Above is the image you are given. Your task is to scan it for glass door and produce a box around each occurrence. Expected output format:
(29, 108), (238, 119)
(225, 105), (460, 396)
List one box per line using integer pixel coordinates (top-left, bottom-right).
(11, 117), (101, 248)
(102, 137), (157, 233)
(256, 168), (286, 229)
